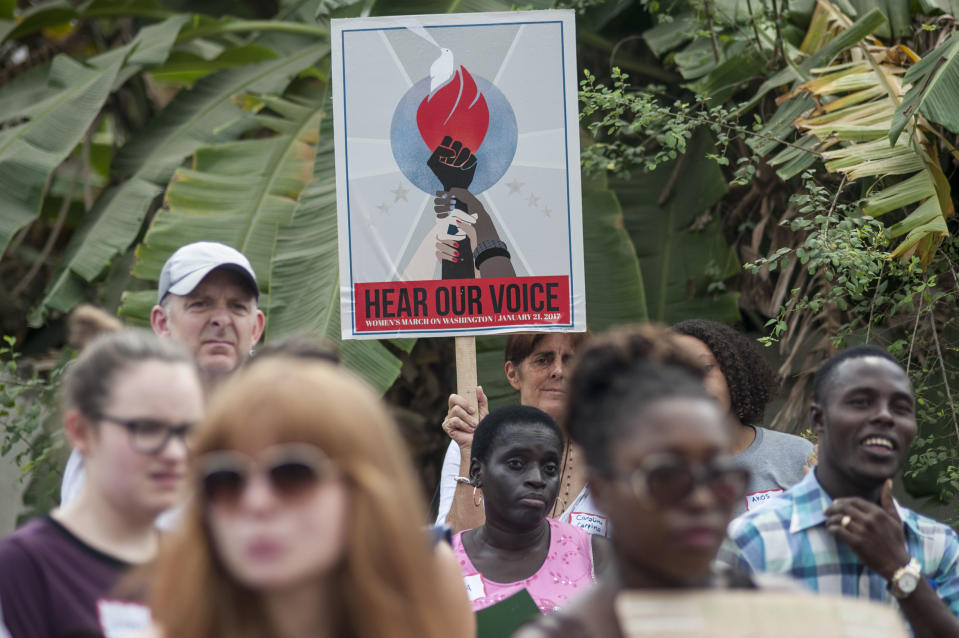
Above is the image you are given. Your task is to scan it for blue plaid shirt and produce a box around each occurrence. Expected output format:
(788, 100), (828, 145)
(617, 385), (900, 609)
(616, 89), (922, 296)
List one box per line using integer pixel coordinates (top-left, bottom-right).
(717, 470), (959, 616)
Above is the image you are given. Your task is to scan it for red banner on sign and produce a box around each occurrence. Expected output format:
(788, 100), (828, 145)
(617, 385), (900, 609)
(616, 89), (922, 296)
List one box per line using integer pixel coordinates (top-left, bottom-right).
(353, 276), (571, 333)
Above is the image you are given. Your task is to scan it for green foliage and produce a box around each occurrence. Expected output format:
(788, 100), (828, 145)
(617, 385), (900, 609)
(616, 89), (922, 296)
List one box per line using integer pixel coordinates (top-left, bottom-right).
(0, 337), (74, 516)
(614, 128), (741, 323)
(579, 67), (750, 179)
(746, 172), (931, 345)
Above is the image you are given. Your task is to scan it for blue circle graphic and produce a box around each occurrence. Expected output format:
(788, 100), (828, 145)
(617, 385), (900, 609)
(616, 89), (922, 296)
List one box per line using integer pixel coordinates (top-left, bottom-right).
(390, 74), (517, 195)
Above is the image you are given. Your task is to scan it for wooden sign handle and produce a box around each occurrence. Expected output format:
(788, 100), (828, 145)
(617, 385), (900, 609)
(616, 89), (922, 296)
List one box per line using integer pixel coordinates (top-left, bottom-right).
(455, 335), (478, 414)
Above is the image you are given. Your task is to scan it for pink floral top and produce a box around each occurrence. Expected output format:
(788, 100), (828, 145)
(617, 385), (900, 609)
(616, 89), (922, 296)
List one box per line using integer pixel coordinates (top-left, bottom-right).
(452, 518), (596, 614)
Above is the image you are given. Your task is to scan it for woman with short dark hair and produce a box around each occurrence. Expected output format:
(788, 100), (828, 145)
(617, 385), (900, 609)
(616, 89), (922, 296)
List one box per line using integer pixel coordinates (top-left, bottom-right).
(438, 332), (596, 535)
(452, 405), (607, 617)
(671, 319), (813, 515)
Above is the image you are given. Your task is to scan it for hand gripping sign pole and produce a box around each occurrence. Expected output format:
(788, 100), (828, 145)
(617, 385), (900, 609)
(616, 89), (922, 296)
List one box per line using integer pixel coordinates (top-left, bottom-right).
(331, 10), (585, 525)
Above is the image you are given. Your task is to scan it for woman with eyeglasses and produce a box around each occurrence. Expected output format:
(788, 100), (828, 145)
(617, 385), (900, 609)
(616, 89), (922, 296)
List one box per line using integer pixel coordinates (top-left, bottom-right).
(452, 405), (608, 617)
(147, 357), (472, 638)
(0, 330), (203, 638)
(515, 326), (753, 638)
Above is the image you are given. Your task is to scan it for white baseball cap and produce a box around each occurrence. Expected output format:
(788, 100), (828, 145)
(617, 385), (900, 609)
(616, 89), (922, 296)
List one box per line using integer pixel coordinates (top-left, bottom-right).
(157, 241), (259, 304)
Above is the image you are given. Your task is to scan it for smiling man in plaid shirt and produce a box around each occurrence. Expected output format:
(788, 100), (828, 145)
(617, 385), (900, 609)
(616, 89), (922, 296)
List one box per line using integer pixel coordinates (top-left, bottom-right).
(718, 345), (959, 637)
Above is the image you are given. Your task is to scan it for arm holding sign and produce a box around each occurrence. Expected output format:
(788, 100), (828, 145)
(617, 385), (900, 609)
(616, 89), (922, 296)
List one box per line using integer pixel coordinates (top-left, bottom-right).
(435, 188), (515, 279)
(443, 387), (489, 533)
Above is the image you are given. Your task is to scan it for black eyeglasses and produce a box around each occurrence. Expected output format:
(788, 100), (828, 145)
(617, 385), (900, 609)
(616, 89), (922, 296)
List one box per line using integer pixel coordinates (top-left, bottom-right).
(620, 454), (750, 507)
(197, 444), (337, 509)
(98, 415), (194, 455)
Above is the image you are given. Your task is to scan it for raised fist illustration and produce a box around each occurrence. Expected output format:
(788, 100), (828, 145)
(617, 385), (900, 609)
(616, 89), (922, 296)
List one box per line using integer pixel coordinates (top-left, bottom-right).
(427, 136), (477, 191)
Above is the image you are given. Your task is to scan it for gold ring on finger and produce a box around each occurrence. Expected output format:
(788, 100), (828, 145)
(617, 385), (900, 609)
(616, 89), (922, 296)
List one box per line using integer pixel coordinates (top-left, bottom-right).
(841, 515), (852, 529)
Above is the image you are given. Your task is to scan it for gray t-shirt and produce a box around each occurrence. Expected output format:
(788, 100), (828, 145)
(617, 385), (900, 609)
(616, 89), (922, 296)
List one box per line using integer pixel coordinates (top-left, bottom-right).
(735, 426), (814, 516)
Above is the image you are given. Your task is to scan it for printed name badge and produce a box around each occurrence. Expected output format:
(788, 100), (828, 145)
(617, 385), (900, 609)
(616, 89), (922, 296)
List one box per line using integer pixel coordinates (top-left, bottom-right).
(570, 512), (609, 537)
(463, 573), (486, 602)
(97, 599), (152, 638)
(745, 488), (785, 512)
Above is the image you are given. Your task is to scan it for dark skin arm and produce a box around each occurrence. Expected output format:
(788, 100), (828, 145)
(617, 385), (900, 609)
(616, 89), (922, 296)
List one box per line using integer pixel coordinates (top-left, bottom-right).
(824, 479), (959, 638)
(435, 188), (515, 278)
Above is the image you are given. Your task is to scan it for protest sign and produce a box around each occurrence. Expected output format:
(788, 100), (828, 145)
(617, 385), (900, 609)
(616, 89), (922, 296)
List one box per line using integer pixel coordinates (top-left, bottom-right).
(331, 10), (585, 339)
(615, 590), (910, 638)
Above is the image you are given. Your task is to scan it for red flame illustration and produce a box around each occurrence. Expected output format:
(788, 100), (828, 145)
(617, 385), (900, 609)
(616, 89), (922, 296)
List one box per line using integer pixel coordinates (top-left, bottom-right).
(416, 66), (490, 153)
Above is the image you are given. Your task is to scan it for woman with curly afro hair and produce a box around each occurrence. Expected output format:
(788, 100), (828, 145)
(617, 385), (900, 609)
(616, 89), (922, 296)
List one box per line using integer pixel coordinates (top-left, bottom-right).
(671, 319), (814, 516)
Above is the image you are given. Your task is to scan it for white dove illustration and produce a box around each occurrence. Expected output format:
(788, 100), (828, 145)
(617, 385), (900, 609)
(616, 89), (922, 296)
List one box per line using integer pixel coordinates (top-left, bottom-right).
(429, 47), (455, 96)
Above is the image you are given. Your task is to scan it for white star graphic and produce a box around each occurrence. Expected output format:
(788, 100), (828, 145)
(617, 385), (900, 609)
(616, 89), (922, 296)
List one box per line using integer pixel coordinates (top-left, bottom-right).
(507, 178), (524, 195)
(376, 202), (390, 215)
(391, 184), (408, 202)
(528, 193), (539, 208)
(542, 204), (552, 217)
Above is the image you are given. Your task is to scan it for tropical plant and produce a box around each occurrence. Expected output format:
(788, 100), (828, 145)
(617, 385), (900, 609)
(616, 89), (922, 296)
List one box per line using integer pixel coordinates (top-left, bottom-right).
(6, 0), (959, 520)
(1, 0), (663, 510)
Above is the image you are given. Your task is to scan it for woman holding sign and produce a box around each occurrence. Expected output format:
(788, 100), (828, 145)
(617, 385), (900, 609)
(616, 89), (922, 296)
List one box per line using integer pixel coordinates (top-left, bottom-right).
(452, 405), (608, 617)
(514, 327), (756, 638)
(438, 332), (599, 535)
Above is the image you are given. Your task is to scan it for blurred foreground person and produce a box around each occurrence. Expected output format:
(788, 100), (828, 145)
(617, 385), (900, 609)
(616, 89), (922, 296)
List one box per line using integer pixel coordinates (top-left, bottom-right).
(453, 406), (608, 614)
(672, 319), (813, 514)
(148, 358), (473, 638)
(0, 331), (203, 637)
(719, 346), (959, 637)
(516, 327), (752, 638)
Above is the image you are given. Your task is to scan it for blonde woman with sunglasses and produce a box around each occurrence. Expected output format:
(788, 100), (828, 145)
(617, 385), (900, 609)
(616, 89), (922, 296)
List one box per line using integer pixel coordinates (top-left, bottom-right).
(147, 357), (472, 638)
(0, 330), (203, 638)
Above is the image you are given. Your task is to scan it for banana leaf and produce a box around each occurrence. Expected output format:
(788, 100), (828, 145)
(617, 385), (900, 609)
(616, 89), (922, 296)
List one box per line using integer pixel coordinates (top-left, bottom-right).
(642, 13), (698, 58)
(614, 128), (740, 324)
(754, 4), (953, 266)
(890, 33), (959, 142)
(135, 99), (320, 281)
(739, 6), (886, 113)
(32, 39), (328, 325)
(263, 105), (406, 392)
(845, 0), (911, 39)
(120, 85), (324, 307)
(0, 15), (187, 261)
(582, 174), (649, 332)
(918, 0), (959, 16)
(149, 45), (280, 87)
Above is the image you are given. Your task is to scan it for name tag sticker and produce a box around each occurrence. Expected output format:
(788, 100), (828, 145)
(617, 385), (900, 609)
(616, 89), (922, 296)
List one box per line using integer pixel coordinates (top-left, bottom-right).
(745, 488), (785, 511)
(570, 511), (609, 537)
(463, 573), (486, 602)
(97, 599), (152, 638)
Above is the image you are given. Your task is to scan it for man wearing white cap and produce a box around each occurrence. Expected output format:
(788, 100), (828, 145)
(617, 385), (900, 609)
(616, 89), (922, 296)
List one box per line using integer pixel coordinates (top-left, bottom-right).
(150, 241), (265, 389)
(60, 242), (265, 507)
